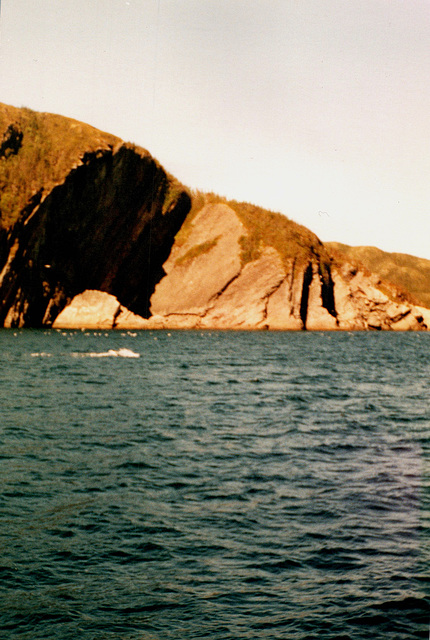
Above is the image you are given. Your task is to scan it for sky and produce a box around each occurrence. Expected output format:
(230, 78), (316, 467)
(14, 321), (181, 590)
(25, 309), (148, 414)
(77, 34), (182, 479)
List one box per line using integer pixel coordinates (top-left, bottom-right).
(0, 0), (430, 259)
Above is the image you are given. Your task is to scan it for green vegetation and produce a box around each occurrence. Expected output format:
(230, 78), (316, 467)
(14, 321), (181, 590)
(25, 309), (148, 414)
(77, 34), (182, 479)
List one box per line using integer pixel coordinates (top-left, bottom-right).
(162, 176), (187, 216)
(238, 233), (263, 265)
(0, 103), (188, 230)
(175, 236), (219, 266)
(326, 242), (430, 309)
(226, 199), (329, 270)
(0, 103), (120, 228)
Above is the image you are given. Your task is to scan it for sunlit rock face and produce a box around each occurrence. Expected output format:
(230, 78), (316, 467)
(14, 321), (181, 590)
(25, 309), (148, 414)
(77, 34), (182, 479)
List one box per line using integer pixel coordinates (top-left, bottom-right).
(55, 202), (428, 332)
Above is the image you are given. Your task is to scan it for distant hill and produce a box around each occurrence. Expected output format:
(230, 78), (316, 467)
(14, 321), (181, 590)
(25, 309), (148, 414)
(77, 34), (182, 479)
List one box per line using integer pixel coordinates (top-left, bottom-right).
(326, 242), (430, 309)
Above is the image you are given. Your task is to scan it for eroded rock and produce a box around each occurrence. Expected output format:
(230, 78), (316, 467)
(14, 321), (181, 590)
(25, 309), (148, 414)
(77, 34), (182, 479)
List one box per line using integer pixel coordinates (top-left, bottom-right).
(54, 202), (429, 332)
(150, 203), (244, 316)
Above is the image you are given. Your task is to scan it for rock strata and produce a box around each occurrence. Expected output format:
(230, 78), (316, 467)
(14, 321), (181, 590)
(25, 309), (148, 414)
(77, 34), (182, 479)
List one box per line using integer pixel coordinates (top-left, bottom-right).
(54, 202), (429, 331)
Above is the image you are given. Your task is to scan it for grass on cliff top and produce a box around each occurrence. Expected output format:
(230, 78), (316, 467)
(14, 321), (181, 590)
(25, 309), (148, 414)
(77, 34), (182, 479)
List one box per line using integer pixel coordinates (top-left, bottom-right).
(179, 191), (424, 309)
(0, 103), (122, 228)
(181, 190), (331, 274)
(326, 242), (430, 309)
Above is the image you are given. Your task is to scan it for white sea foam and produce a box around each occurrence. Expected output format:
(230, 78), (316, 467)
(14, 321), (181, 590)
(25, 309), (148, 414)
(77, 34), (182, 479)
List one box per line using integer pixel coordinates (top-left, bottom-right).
(73, 348), (140, 358)
(31, 352), (52, 357)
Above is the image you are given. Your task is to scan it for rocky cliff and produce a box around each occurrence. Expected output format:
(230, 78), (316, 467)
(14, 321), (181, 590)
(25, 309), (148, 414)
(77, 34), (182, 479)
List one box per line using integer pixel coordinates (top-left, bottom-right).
(1, 103), (429, 331)
(326, 242), (430, 310)
(0, 104), (190, 327)
(55, 196), (430, 331)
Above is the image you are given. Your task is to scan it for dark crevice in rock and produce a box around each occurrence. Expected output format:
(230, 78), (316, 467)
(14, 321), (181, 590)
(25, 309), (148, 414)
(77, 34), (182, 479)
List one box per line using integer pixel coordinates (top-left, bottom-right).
(206, 268), (243, 308)
(320, 263), (337, 319)
(300, 262), (313, 329)
(112, 304), (122, 329)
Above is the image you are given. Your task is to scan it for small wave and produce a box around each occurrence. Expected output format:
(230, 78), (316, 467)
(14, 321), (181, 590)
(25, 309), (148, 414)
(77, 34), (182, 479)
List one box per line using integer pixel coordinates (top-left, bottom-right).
(72, 348), (140, 358)
(116, 460), (153, 469)
(250, 557), (302, 573)
(376, 596), (430, 612)
(31, 352), (52, 357)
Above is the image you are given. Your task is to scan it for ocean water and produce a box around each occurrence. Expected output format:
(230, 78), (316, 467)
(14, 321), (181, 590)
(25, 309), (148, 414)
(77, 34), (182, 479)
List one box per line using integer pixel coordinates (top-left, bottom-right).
(0, 329), (429, 640)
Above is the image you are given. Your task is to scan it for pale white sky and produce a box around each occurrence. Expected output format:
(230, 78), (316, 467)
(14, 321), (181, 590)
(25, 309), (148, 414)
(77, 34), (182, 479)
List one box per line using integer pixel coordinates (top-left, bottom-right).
(1, 0), (430, 259)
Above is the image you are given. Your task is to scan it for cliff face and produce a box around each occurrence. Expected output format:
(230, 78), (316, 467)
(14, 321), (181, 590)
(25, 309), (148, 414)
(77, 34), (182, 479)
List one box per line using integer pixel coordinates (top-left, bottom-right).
(55, 199), (430, 331)
(145, 201), (336, 330)
(0, 106), (190, 327)
(1, 103), (429, 331)
(135, 201), (429, 331)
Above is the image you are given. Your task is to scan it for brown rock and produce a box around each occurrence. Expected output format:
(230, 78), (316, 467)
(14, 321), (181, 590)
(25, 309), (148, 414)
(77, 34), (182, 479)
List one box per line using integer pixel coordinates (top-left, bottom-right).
(202, 247), (285, 329)
(53, 290), (120, 329)
(150, 203), (244, 316)
(265, 266), (304, 330)
(53, 203), (430, 332)
(305, 263), (338, 331)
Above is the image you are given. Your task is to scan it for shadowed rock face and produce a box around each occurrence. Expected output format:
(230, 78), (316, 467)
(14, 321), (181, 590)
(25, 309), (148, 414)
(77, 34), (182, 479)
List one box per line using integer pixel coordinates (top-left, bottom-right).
(0, 144), (190, 327)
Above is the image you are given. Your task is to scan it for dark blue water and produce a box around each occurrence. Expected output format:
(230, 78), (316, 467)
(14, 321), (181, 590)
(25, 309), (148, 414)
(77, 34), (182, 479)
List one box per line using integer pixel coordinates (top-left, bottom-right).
(0, 329), (429, 639)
